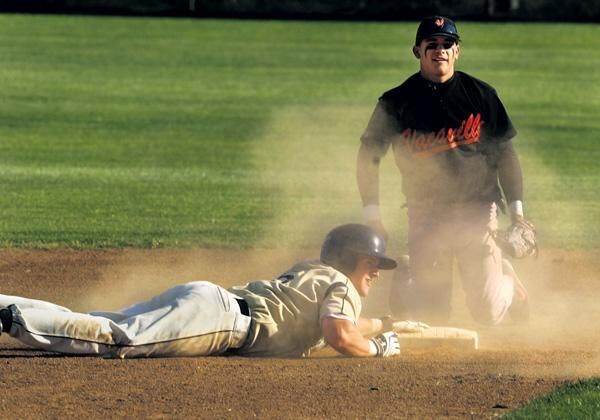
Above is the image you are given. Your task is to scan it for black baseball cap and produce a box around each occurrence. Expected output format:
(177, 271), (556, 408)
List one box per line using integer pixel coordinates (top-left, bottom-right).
(415, 16), (460, 45)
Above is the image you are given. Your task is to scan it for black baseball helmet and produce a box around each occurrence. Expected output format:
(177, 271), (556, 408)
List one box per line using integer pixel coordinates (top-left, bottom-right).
(415, 16), (460, 45)
(320, 224), (397, 275)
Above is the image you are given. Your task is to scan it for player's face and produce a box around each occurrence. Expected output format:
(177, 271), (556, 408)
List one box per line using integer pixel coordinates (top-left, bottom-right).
(349, 255), (380, 297)
(415, 36), (460, 83)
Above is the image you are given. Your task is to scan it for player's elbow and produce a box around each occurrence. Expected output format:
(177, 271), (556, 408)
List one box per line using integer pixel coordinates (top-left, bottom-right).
(322, 318), (364, 357)
(324, 329), (353, 355)
(357, 143), (380, 168)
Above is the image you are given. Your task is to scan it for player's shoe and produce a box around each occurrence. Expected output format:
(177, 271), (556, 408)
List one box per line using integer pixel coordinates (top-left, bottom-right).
(0, 308), (13, 335)
(389, 255), (411, 319)
(503, 259), (530, 324)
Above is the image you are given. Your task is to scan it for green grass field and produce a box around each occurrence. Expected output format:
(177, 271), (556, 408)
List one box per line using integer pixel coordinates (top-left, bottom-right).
(0, 15), (598, 248)
(0, 14), (598, 415)
(505, 378), (600, 418)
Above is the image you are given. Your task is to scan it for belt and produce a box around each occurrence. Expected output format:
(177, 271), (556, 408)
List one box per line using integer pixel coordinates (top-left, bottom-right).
(235, 298), (250, 316)
(228, 298), (251, 352)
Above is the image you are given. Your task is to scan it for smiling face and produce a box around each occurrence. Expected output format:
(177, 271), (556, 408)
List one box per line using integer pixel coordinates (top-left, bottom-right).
(348, 255), (381, 297)
(414, 36), (460, 83)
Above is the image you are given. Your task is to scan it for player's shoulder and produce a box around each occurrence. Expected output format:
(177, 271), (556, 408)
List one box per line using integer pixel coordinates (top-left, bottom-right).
(455, 71), (498, 95)
(280, 260), (349, 283)
(379, 72), (421, 102)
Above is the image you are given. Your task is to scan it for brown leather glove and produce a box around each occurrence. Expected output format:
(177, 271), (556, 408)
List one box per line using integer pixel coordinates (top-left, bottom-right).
(493, 219), (538, 259)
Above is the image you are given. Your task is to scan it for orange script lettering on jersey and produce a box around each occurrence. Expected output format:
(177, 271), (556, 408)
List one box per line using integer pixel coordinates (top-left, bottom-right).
(401, 113), (483, 159)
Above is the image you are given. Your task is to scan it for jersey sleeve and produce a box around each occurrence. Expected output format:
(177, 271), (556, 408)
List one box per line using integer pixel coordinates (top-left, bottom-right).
(485, 90), (517, 143)
(319, 282), (361, 325)
(360, 100), (395, 158)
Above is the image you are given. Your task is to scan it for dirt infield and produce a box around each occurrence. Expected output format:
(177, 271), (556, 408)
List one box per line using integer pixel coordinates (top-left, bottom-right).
(1, 248), (599, 418)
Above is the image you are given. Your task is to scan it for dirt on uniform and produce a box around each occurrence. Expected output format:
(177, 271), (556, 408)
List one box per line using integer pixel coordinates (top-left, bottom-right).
(1, 248), (599, 418)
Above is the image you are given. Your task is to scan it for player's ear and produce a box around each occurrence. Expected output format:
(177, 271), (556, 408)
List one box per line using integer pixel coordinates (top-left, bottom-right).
(412, 46), (420, 59)
(455, 43), (461, 60)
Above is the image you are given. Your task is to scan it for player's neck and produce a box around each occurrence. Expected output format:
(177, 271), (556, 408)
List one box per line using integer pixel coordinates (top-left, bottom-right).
(420, 69), (455, 84)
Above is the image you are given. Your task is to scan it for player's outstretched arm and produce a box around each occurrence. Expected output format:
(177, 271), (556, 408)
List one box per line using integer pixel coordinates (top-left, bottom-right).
(357, 316), (385, 336)
(358, 316), (430, 335)
(322, 317), (400, 357)
(322, 317), (372, 356)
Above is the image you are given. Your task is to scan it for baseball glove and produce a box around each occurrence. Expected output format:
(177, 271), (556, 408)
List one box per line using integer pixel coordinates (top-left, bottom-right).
(492, 219), (538, 259)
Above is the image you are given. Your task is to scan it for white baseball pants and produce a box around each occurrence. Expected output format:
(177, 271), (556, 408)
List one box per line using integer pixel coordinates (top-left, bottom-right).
(0, 281), (251, 358)
(395, 202), (517, 325)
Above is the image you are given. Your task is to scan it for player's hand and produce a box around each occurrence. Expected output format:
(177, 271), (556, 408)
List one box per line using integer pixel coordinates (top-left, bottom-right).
(391, 320), (430, 333)
(512, 214), (536, 230)
(495, 216), (538, 259)
(369, 332), (400, 357)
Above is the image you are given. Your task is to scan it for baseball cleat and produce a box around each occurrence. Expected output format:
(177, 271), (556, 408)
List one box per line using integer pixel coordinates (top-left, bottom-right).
(0, 308), (13, 334)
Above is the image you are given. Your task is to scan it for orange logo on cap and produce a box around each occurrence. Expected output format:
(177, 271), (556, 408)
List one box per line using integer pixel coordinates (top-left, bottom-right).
(435, 18), (444, 27)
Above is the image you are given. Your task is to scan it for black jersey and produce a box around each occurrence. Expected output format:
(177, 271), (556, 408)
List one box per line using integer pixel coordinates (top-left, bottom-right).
(361, 71), (516, 207)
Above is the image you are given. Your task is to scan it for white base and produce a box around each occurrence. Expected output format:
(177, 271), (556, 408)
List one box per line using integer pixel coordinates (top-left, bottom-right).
(398, 326), (479, 351)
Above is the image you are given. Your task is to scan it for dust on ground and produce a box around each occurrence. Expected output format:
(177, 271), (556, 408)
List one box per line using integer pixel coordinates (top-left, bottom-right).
(1, 248), (599, 418)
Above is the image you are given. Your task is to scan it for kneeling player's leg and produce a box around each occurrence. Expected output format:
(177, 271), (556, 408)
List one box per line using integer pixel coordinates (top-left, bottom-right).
(406, 219), (454, 323)
(457, 203), (515, 325)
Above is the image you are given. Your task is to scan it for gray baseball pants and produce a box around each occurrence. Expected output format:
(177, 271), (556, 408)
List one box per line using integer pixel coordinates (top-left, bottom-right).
(0, 281), (251, 358)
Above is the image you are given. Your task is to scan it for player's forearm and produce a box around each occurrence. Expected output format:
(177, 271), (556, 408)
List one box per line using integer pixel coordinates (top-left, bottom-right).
(357, 143), (381, 208)
(330, 330), (375, 357)
(497, 141), (524, 220)
(322, 318), (375, 357)
(497, 141), (523, 204)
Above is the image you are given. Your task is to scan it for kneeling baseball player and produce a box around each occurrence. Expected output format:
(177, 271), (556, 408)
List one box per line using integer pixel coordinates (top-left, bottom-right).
(0, 224), (427, 358)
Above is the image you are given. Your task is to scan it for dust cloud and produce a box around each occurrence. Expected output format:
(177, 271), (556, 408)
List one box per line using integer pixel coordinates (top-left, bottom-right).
(246, 104), (403, 248)
(80, 106), (598, 377)
(78, 248), (309, 312)
(80, 104), (371, 311)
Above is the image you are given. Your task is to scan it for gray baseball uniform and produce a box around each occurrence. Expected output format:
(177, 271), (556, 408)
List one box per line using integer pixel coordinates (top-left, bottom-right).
(230, 260), (362, 357)
(0, 260), (361, 358)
